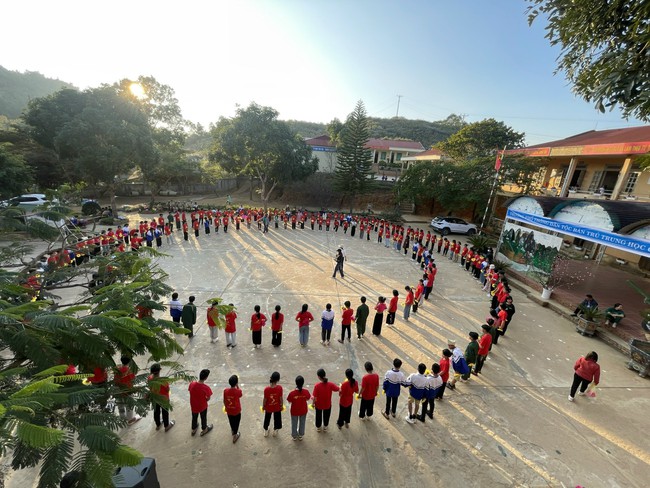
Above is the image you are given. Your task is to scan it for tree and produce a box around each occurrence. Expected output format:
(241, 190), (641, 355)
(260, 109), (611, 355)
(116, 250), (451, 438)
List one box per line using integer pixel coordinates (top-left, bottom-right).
(528, 0), (650, 120)
(326, 118), (345, 146)
(209, 103), (318, 211)
(0, 144), (34, 199)
(333, 101), (374, 211)
(437, 118), (525, 160)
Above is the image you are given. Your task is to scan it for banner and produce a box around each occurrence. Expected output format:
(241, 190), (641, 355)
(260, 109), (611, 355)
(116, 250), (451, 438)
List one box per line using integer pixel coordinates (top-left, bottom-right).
(505, 209), (650, 258)
(499, 222), (563, 273)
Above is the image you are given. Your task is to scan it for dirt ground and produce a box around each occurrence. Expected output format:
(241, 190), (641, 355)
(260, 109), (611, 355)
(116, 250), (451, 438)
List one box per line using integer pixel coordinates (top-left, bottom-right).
(5, 208), (650, 488)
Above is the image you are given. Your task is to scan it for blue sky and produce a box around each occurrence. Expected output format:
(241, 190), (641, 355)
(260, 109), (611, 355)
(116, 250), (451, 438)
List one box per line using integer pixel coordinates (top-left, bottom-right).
(2, 0), (641, 145)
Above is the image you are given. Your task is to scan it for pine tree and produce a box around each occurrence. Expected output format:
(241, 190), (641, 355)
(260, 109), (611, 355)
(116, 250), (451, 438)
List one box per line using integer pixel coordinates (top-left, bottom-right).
(334, 101), (374, 211)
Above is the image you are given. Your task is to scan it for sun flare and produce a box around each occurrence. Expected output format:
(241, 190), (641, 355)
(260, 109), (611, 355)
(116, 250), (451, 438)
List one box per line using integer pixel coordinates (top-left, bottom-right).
(129, 82), (146, 99)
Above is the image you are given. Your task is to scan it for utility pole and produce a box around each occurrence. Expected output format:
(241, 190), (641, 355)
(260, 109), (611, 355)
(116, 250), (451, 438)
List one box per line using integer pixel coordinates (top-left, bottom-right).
(396, 95), (403, 117)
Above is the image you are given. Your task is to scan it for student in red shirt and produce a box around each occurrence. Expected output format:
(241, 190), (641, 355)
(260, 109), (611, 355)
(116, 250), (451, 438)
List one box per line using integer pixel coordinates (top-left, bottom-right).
(336, 369), (359, 429)
(358, 361), (380, 420)
(207, 302), (220, 343)
(287, 375), (311, 441)
(413, 279), (425, 314)
(473, 324), (493, 375)
(338, 301), (354, 343)
(403, 286), (414, 321)
(250, 305), (267, 349)
(436, 349), (452, 400)
(270, 305), (284, 347)
(225, 304), (237, 348)
(114, 356), (141, 425)
(262, 371), (283, 437)
(189, 369), (213, 436)
(312, 368), (340, 432)
(295, 304), (314, 347)
(387, 289), (399, 325)
(223, 374), (242, 443)
(148, 363), (174, 432)
(372, 296), (387, 336)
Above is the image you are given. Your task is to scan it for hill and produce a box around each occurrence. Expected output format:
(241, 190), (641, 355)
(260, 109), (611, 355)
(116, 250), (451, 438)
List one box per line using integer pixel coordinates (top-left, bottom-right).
(0, 66), (74, 119)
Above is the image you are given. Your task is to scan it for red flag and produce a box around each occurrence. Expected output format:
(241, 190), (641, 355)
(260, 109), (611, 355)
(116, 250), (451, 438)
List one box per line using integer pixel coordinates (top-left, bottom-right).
(494, 150), (504, 171)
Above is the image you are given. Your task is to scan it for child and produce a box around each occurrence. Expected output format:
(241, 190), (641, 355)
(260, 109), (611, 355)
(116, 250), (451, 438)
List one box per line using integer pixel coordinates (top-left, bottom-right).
(419, 363), (443, 422)
(473, 324), (493, 375)
(358, 361), (379, 420)
(403, 286), (414, 321)
(207, 301), (220, 343)
(148, 363), (174, 431)
(382, 358), (406, 420)
(271, 305), (284, 347)
(262, 371), (283, 437)
(321, 303), (335, 346)
(296, 304), (314, 347)
(447, 340), (470, 390)
(114, 356), (141, 425)
(386, 290), (399, 326)
(336, 369), (359, 429)
(405, 363), (428, 424)
(287, 375), (311, 441)
(436, 349), (452, 400)
(189, 369), (213, 436)
(225, 304), (237, 348)
(463, 332), (480, 380)
(223, 374), (242, 443)
(312, 368), (340, 432)
(251, 305), (267, 349)
(338, 301), (354, 343)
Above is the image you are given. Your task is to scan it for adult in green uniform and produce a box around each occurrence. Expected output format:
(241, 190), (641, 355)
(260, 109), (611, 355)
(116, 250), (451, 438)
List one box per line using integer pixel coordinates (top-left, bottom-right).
(354, 296), (370, 339)
(182, 295), (197, 338)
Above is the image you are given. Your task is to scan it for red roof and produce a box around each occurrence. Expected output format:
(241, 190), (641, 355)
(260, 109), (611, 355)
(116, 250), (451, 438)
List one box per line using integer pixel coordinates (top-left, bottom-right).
(526, 126), (650, 148)
(305, 135), (335, 147)
(365, 138), (425, 151)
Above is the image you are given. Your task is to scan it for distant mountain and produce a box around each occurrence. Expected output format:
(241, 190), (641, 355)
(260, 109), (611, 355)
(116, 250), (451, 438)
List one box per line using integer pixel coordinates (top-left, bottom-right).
(0, 66), (74, 119)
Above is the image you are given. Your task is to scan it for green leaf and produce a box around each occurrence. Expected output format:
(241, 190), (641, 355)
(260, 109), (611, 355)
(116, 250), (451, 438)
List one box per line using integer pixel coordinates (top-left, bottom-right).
(78, 426), (120, 453)
(11, 377), (61, 398)
(111, 445), (143, 466)
(16, 421), (64, 448)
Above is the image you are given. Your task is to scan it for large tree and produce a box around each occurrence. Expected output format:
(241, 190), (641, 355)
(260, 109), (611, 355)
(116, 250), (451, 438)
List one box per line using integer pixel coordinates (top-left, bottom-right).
(209, 103), (318, 211)
(528, 0), (650, 120)
(0, 144), (33, 199)
(437, 118), (525, 160)
(333, 101), (374, 211)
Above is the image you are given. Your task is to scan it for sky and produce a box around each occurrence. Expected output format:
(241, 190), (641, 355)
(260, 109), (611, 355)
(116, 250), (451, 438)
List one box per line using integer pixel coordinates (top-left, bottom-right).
(2, 0), (642, 145)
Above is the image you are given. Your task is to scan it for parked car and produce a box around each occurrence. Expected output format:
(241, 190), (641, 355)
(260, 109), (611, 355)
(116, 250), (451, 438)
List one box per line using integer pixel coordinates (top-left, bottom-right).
(1, 194), (57, 210)
(159, 189), (178, 196)
(430, 216), (477, 236)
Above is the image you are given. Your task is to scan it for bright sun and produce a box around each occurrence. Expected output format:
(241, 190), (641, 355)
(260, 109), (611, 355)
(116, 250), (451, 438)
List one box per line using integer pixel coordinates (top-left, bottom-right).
(129, 82), (147, 99)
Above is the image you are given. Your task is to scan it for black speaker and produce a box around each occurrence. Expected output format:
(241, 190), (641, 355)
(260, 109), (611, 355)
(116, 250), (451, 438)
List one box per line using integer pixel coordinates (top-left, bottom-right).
(112, 457), (160, 488)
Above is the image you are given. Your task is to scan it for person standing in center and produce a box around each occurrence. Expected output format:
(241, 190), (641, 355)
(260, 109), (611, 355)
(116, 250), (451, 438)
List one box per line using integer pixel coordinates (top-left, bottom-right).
(148, 363), (174, 432)
(321, 303), (335, 346)
(287, 375), (311, 441)
(339, 301), (354, 343)
(312, 368), (340, 432)
(354, 296), (370, 339)
(386, 289), (399, 326)
(332, 248), (345, 279)
(403, 286), (414, 321)
(189, 369), (213, 436)
(225, 304), (237, 348)
(336, 369), (359, 429)
(223, 374), (242, 444)
(181, 296), (197, 338)
(250, 305), (267, 349)
(206, 301), (220, 344)
(372, 296), (387, 336)
(569, 351), (600, 402)
(358, 361), (379, 420)
(262, 371), (284, 437)
(271, 305), (284, 347)
(296, 304), (314, 347)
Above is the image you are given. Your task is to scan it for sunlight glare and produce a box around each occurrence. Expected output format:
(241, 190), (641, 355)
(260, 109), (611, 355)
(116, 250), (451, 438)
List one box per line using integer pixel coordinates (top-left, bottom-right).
(129, 82), (147, 100)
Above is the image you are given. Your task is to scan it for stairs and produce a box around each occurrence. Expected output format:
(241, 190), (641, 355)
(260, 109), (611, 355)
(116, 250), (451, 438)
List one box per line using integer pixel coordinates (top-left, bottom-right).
(399, 201), (415, 214)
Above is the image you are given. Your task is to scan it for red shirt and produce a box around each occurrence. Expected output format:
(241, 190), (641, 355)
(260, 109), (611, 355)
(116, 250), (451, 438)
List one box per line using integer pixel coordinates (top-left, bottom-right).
(375, 302), (387, 314)
(188, 381), (212, 413)
(341, 308), (354, 326)
(263, 384), (283, 412)
(312, 381), (340, 410)
(360, 373), (380, 400)
(478, 333), (492, 355)
(250, 313), (267, 331)
(223, 387), (242, 415)
(439, 357), (451, 383)
(271, 313), (284, 331)
(574, 357), (600, 385)
(388, 296), (399, 313)
(338, 379), (359, 408)
(295, 311), (314, 327)
(207, 306), (219, 327)
(225, 311), (237, 333)
(405, 291), (414, 305)
(148, 374), (170, 399)
(287, 388), (311, 416)
(114, 365), (135, 389)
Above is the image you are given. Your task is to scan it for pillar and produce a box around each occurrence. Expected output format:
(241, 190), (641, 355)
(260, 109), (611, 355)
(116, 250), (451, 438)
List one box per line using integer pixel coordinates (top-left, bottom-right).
(559, 157), (577, 197)
(610, 156), (634, 200)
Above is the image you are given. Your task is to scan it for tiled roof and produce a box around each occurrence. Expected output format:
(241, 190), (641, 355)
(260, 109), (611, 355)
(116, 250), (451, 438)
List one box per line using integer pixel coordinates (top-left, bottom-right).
(365, 139), (425, 151)
(305, 135), (335, 147)
(525, 126), (650, 149)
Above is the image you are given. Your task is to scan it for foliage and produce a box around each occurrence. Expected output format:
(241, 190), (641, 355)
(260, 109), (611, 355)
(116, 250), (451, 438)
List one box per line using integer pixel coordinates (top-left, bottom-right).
(209, 103), (318, 211)
(501, 226), (559, 273)
(0, 66), (73, 120)
(284, 120), (327, 139)
(326, 118), (345, 146)
(0, 143), (34, 199)
(334, 101), (374, 208)
(466, 234), (493, 253)
(528, 0), (650, 121)
(437, 118), (525, 160)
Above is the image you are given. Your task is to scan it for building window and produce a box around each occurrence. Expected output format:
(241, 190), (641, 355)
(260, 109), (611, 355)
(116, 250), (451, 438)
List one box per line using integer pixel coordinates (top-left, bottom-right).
(380, 152), (387, 160)
(396, 153), (402, 161)
(624, 172), (640, 194)
(587, 171), (603, 192)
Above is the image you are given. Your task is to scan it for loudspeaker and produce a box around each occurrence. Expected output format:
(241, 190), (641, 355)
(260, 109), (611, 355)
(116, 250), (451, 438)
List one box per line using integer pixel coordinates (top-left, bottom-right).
(112, 457), (160, 488)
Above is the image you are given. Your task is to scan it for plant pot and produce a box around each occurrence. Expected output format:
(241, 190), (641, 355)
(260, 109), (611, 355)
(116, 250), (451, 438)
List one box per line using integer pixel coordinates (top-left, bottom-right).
(575, 316), (598, 337)
(541, 287), (552, 300)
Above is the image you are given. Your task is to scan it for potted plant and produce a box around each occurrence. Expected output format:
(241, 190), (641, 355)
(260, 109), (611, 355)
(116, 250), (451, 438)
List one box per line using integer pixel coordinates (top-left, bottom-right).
(575, 305), (603, 337)
(527, 254), (593, 301)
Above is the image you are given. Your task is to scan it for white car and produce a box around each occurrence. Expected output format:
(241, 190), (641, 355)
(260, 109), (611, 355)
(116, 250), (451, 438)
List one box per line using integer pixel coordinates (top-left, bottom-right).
(1, 194), (55, 210)
(430, 216), (477, 236)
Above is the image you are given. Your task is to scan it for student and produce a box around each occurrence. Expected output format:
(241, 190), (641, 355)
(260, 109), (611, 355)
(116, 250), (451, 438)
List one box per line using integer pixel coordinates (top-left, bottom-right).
(413, 279), (424, 314)
(262, 371), (283, 437)
(223, 375), (242, 443)
(336, 369), (359, 429)
(207, 301), (220, 343)
(338, 301), (354, 343)
(358, 361), (379, 420)
(404, 363), (428, 424)
(418, 363), (443, 422)
(463, 332), (480, 380)
(312, 368), (340, 432)
(403, 286), (414, 320)
(604, 303), (625, 328)
(169, 292), (183, 323)
(447, 340), (470, 390)
(321, 303), (335, 346)
(250, 305), (267, 349)
(354, 296), (370, 339)
(296, 304), (314, 347)
(436, 349), (452, 400)
(225, 304), (237, 348)
(386, 290), (399, 326)
(569, 352), (601, 402)
(181, 296), (197, 338)
(114, 356), (141, 425)
(148, 363), (174, 432)
(189, 369), (213, 436)
(473, 324), (493, 375)
(271, 305), (284, 347)
(372, 296), (387, 336)
(382, 358), (406, 420)
(287, 375), (311, 441)
(332, 248), (345, 278)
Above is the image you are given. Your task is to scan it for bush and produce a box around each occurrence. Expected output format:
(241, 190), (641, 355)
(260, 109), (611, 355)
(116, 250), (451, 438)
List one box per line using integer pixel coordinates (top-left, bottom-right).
(99, 217), (115, 225)
(81, 201), (101, 216)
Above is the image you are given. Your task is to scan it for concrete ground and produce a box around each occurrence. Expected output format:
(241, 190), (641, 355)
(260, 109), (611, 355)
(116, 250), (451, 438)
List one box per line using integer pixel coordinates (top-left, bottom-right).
(7, 213), (650, 488)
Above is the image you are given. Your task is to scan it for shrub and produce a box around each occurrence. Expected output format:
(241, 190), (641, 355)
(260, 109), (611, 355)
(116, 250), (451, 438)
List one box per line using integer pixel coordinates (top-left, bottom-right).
(81, 201), (101, 216)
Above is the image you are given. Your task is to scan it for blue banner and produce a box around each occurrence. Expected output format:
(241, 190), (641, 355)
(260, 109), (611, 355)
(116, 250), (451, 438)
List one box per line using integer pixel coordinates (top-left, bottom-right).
(506, 209), (650, 258)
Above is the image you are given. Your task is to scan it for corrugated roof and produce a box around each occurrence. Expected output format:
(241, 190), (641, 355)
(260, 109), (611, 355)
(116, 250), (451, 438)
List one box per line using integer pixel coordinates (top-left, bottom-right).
(305, 135), (335, 147)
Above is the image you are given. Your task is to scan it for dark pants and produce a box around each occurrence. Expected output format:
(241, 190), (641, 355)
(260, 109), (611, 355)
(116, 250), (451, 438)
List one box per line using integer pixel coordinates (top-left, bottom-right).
(191, 409), (208, 430)
(263, 411), (282, 431)
(271, 330), (282, 346)
(570, 373), (591, 398)
(419, 397), (435, 419)
(321, 328), (332, 342)
(228, 413), (241, 435)
(333, 262), (344, 278)
(359, 398), (375, 418)
(435, 383), (447, 400)
(315, 408), (331, 428)
(474, 354), (487, 374)
(341, 324), (351, 341)
(424, 286), (433, 300)
(386, 312), (395, 325)
(385, 396), (398, 415)
(154, 403), (170, 427)
(336, 404), (352, 427)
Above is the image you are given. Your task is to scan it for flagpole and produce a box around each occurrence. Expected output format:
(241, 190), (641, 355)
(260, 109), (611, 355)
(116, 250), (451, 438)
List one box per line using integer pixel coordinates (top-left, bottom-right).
(479, 146), (506, 235)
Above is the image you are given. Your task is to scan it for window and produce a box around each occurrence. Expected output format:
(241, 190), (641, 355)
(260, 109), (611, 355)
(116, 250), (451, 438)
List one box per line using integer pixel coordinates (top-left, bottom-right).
(380, 152), (386, 160)
(624, 172), (640, 194)
(396, 153), (402, 161)
(587, 171), (603, 192)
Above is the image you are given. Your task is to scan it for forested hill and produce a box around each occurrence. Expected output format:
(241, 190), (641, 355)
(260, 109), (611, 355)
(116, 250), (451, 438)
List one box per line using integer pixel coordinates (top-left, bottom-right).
(285, 114), (466, 149)
(0, 66), (74, 119)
